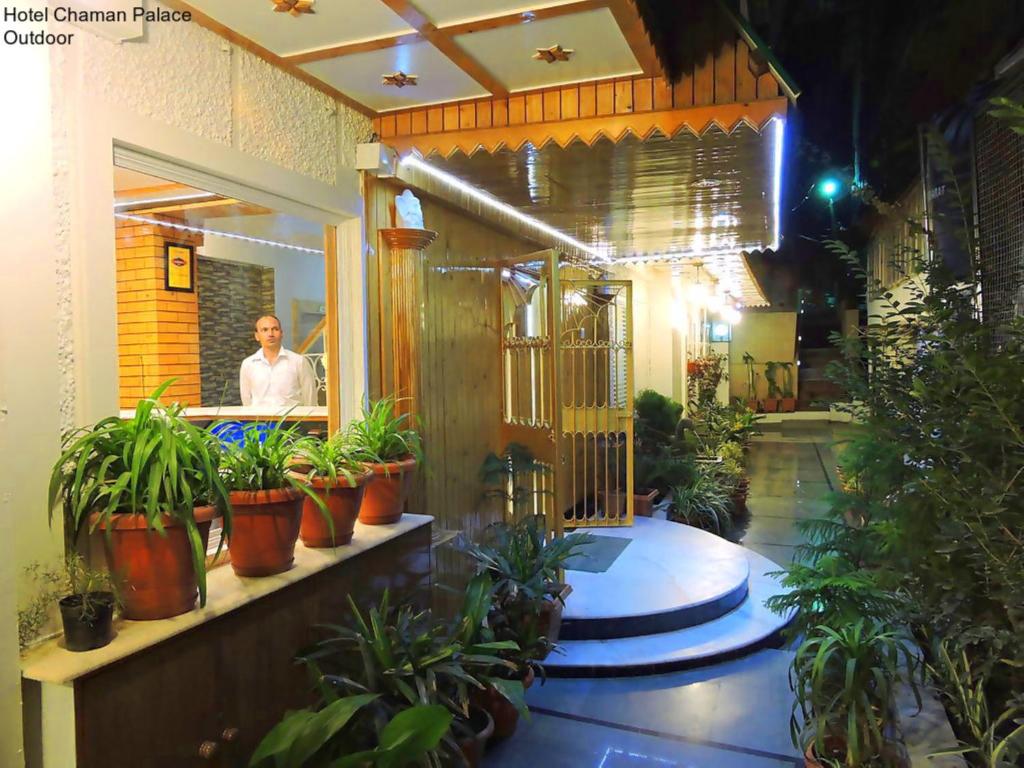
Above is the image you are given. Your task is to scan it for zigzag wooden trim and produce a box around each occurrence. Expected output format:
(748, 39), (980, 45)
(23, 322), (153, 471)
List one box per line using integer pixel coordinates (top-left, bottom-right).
(383, 98), (787, 158)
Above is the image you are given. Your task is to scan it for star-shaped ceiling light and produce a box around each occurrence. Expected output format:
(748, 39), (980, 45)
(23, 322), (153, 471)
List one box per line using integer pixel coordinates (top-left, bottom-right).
(382, 71), (418, 88)
(533, 44), (574, 63)
(271, 0), (314, 16)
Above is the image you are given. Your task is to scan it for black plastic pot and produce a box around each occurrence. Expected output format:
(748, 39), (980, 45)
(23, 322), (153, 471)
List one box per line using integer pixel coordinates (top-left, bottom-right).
(59, 592), (115, 652)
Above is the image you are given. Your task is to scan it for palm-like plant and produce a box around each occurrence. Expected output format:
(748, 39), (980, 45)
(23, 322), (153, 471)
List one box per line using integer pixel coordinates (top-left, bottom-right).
(791, 620), (920, 767)
(48, 380), (230, 607)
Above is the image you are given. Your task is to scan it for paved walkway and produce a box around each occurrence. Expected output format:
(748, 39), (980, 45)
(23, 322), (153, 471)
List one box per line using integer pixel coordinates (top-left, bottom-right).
(484, 422), (842, 768)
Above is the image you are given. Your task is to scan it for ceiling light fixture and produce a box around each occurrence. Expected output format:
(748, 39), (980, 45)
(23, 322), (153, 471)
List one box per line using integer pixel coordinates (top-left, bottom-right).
(382, 71), (418, 88)
(271, 0), (314, 16)
(400, 154), (608, 261)
(533, 45), (573, 63)
(114, 213), (324, 255)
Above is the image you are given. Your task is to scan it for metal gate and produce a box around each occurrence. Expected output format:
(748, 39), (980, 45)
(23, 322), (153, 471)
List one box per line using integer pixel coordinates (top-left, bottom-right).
(499, 251), (633, 535)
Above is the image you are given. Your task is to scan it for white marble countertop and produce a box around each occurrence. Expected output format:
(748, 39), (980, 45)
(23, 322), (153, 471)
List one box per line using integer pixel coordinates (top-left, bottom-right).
(118, 405), (328, 421)
(21, 514), (432, 686)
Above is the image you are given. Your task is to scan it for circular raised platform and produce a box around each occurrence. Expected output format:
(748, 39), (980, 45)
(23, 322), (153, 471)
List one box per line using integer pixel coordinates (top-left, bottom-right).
(560, 518), (751, 640)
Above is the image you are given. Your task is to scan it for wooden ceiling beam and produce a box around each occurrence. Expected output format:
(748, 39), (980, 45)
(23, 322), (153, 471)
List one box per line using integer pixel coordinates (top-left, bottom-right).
(285, 30), (422, 66)
(605, 0), (662, 77)
(378, 0), (509, 97)
(161, 0), (376, 117)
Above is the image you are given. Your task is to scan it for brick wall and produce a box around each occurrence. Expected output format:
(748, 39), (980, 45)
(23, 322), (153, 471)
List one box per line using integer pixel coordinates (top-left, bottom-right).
(115, 217), (202, 408)
(197, 257), (275, 406)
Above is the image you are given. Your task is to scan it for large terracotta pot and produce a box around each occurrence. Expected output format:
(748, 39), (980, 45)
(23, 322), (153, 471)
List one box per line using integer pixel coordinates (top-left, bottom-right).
(294, 470), (372, 548)
(227, 487), (304, 576)
(358, 457), (417, 525)
(95, 505), (217, 621)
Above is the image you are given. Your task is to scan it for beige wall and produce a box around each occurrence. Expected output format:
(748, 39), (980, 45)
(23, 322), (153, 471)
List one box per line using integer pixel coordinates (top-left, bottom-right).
(615, 264), (677, 396)
(729, 312), (797, 401)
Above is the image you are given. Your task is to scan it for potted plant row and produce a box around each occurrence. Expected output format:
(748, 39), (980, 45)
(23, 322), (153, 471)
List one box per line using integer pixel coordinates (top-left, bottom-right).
(45, 383), (424, 641)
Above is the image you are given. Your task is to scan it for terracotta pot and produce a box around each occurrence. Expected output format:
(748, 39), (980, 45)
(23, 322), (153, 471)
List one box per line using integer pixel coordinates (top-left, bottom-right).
(470, 665), (534, 743)
(745, 399), (759, 412)
(781, 397), (797, 413)
(763, 398), (779, 413)
(456, 707), (494, 768)
(228, 487), (304, 576)
(634, 488), (659, 517)
(292, 470), (372, 548)
(536, 583), (573, 658)
(94, 506), (217, 621)
(358, 457), (417, 525)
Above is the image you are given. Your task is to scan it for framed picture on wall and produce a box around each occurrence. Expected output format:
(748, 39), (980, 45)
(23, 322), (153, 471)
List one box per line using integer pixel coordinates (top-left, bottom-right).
(165, 243), (195, 292)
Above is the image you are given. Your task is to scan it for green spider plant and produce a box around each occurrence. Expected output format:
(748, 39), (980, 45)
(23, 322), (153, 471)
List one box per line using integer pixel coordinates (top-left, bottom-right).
(292, 432), (376, 487)
(791, 620), (921, 767)
(345, 396), (423, 465)
(47, 379), (230, 607)
(668, 463), (733, 536)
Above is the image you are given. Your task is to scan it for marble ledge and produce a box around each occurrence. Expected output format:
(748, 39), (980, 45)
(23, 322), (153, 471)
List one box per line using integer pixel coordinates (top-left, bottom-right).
(21, 514), (432, 687)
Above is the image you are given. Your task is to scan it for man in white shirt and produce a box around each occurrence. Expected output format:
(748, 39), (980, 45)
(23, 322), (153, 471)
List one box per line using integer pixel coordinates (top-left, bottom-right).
(239, 315), (317, 408)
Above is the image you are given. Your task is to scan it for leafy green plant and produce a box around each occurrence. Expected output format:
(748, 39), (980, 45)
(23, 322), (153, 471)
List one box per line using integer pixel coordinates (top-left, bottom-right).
(779, 362), (795, 399)
(668, 463), (732, 536)
(766, 554), (903, 641)
(461, 516), (593, 659)
(791, 620), (920, 767)
(248, 693), (452, 768)
(927, 638), (1024, 768)
(764, 361), (781, 399)
(346, 396), (423, 464)
(48, 380), (230, 607)
(480, 442), (551, 522)
(634, 389), (683, 450)
(633, 449), (693, 496)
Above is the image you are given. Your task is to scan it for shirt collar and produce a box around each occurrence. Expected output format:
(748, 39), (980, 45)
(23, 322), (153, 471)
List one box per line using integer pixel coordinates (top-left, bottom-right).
(255, 347), (293, 362)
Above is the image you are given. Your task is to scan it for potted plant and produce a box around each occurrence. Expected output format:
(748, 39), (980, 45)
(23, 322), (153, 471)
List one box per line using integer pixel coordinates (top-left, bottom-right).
(48, 381), (230, 620)
(217, 419), (324, 576)
(780, 362), (797, 412)
(290, 434), (374, 547)
(304, 591), (505, 768)
(743, 352), (760, 412)
(18, 553), (120, 652)
(453, 574), (531, 742)
(346, 396), (423, 525)
(716, 442), (749, 514)
(58, 552), (120, 652)
(791, 620), (919, 767)
(249, 693), (452, 768)
(763, 361), (781, 413)
(668, 463), (733, 537)
(462, 516), (593, 658)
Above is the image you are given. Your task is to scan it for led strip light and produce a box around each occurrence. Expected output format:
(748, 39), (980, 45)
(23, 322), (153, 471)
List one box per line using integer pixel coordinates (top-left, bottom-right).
(115, 213), (324, 255)
(114, 191), (218, 209)
(400, 154), (609, 261)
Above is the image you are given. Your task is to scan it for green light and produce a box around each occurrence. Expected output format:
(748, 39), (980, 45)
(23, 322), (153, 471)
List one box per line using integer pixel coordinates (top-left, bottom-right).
(819, 178), (840, 199)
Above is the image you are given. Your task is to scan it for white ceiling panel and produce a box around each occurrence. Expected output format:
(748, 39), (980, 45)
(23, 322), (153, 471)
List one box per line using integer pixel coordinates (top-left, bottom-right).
(414, 0), (584, 28)
(453, 8), (640, 92)
(301, 42), (489, 111)
(185, 0), (412, 57)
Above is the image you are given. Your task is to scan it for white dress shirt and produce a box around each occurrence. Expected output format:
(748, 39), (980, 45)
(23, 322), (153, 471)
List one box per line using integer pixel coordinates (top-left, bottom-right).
(239, 347), (317, 408)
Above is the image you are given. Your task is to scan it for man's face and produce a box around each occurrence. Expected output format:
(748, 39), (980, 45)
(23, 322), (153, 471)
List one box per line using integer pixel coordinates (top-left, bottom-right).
(254, 317), (282, 351)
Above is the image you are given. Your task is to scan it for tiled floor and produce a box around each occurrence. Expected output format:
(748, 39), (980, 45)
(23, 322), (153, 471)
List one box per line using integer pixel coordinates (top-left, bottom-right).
(484, 422), (844, 767)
